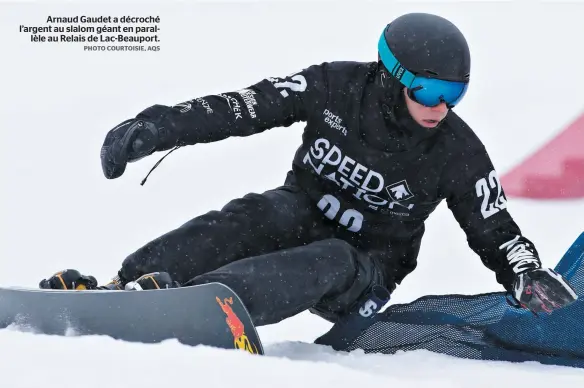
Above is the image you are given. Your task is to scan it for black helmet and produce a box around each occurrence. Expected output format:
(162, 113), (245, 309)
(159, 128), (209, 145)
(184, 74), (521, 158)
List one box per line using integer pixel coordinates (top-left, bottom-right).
(381, 13), (470, 83)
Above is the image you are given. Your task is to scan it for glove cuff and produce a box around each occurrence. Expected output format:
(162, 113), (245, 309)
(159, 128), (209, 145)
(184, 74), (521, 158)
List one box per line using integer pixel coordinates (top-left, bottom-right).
(135, 104), (178, 151)
(498, 235), (542, 291)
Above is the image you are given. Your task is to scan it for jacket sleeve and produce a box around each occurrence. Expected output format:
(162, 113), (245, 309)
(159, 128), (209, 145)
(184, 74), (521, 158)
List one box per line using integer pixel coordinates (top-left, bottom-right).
(133, 64), (327, 151)
(441, 147), (542, 291)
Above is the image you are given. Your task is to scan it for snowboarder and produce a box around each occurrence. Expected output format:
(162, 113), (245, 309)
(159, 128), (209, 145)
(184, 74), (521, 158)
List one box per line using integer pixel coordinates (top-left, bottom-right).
(40, 13), (577, 325)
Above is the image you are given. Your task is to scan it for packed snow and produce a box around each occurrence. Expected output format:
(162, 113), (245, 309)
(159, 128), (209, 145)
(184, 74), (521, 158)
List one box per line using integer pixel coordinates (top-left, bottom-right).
(1, 1), (583, 387)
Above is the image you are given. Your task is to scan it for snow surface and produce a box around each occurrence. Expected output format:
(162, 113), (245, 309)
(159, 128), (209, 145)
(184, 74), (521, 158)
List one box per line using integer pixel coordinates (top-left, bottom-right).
(1, 1), (584, 387)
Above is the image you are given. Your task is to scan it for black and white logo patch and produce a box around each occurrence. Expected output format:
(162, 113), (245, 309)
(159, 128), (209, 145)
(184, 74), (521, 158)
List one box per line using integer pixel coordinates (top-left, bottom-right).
(385, 180), (415, 202)
(172, 101), (192, 113)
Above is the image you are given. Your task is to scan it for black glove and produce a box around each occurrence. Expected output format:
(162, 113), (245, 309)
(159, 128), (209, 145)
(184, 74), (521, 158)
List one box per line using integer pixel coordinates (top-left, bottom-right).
(512, 268), (578, 314)
(100, 105), (169, 179)
(39, 269), (98, 290)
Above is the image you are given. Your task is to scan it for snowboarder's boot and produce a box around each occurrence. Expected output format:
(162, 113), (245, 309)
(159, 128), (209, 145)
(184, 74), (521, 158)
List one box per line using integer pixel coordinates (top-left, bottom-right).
(39, 269), (179, 291)
(39, 269), (98, 290)
(123, 271), (180, 290)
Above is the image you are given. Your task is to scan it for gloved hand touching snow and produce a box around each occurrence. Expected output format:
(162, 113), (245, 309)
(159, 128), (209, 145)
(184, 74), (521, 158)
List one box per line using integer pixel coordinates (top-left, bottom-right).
(512, 268), (578, 314)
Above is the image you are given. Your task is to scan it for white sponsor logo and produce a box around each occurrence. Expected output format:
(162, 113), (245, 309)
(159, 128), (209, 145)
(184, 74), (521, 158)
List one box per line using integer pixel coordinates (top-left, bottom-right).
(195, 97), (213, 114)
(386, 180), (415, 202)
(499, 235), (541, 274)
(236, 89), (258, 119)
(323, 109), (347, 136)
(173, 101), (192, 113)
(303, 138), (415, 213)
(395, 66), (405, 80)
(217, 93), (243, 120)
(173, 98), (213, 115)
(359, 299), (378, 317)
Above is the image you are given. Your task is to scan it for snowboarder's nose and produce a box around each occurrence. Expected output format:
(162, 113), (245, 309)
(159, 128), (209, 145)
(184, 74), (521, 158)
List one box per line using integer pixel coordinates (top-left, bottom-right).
(430, 102), (448, 113)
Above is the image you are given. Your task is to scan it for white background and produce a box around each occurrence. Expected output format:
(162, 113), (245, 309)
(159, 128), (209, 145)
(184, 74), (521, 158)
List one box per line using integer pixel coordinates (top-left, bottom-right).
(1, 2), (584, 386)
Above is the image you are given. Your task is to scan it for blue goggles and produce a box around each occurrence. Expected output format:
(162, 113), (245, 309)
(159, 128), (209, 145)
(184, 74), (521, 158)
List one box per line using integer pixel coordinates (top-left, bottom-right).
(378, 32), (468, 108)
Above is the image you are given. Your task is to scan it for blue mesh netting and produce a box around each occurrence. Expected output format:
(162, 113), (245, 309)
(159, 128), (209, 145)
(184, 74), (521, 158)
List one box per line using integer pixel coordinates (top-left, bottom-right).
(317, 233), (584, 368)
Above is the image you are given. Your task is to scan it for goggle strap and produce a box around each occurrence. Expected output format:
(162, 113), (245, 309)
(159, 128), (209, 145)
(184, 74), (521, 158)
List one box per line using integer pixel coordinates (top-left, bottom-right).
(378, 32), (416, 87)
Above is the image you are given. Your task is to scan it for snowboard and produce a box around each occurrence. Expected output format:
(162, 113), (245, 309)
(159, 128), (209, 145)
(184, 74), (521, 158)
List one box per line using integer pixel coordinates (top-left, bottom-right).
(0, 282), (263, 355)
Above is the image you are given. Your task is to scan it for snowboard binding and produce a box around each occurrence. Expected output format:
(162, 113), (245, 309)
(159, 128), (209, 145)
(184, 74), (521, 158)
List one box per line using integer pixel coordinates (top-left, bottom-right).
(39, 269), (180, 291)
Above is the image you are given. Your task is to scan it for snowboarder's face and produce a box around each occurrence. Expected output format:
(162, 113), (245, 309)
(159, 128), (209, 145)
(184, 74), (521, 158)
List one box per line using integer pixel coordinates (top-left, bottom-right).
(403, 88), (449, 128)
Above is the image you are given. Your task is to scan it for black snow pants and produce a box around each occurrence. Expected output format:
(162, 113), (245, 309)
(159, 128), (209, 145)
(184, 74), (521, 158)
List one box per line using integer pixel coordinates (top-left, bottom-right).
(117, 175), (387, 326)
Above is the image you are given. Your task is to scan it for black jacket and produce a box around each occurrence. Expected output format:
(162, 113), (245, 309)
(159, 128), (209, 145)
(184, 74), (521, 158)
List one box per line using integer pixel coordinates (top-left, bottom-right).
(136, 61), (541, 291)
